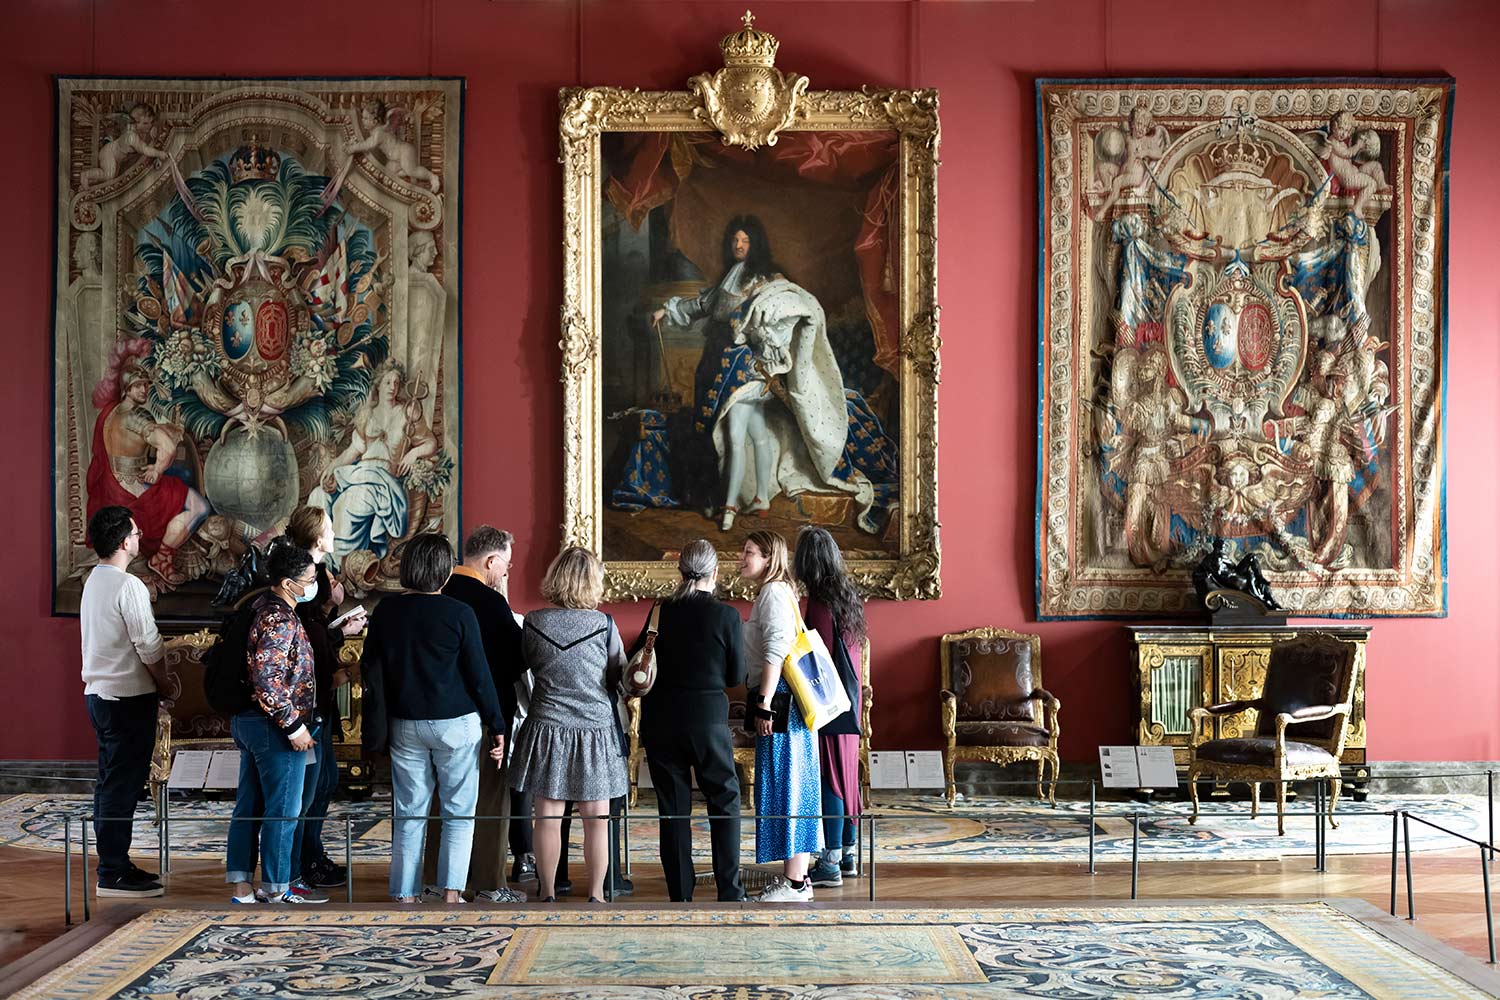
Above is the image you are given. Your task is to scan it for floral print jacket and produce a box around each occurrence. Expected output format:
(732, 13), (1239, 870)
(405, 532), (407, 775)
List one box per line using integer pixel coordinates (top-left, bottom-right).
(247, 592), (316, 735)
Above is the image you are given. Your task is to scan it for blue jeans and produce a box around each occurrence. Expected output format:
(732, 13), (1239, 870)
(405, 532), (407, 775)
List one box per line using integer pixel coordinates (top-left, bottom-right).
(821, 775), (857, 853)
(389, 713), (481, 899)
(226, 712), (318, 894)
(298, 722), (340, 875)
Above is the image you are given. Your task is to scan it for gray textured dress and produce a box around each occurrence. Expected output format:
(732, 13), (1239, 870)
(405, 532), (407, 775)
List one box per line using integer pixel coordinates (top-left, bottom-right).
(507, 608), (630, 801)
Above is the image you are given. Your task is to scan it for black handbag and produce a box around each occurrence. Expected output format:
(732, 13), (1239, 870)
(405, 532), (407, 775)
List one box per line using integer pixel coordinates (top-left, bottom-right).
(749, 691), (792, 734)
(819, 618), (863, 737)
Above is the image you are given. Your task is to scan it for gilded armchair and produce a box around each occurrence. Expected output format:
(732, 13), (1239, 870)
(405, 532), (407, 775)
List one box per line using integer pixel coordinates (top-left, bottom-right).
(940, 627), (1059, 806)
(1188, 632), (1362, 835)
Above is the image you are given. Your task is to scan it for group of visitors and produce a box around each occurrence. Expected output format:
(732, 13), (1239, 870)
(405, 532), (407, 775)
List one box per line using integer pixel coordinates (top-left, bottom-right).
(80, 502), (865, 905)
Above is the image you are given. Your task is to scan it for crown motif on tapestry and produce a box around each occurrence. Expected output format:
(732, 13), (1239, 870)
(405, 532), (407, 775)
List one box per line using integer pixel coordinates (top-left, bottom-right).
(721, 10), (779, 67)
(1208, 134), (1271, 175)
(229, 137), (281, 183)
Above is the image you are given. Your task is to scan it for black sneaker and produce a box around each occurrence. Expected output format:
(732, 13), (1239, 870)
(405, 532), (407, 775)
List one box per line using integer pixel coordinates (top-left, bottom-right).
(97, 870), (164, 898)
(511, 853), (537, 884)
(840, 851), (859, 877)
(126, 862), (161, 882)
(303, 856), (347, 888)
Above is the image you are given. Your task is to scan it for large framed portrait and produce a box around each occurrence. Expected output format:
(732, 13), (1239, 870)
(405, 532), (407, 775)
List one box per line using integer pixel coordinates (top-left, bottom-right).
(52, 77), (462, 617)
(560, 14), (941, 600)
(1036, 79), (1452, 618)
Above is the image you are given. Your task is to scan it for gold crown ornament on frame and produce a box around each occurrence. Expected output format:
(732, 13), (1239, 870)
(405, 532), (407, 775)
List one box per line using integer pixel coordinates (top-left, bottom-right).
(689, 10), (809, 150)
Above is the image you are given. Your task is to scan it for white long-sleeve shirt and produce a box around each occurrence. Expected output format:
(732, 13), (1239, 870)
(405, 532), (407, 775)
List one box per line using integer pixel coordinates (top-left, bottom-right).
(744, 580), (797, 695)
(80, 564), (163, 699)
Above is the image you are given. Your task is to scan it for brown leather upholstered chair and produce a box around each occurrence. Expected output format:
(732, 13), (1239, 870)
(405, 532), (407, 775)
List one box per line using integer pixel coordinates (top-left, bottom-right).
(1188, 632), (1362, 835)
(940, 627), (1059, 806)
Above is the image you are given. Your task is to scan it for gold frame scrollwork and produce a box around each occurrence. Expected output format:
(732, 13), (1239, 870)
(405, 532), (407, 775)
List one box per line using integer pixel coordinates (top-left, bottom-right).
(558, 12), (941, 601)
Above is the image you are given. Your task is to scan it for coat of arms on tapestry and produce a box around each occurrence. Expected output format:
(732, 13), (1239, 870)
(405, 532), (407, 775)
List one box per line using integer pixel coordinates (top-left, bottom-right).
(1036, 79), (1452, 618)
(52, 78), (462, 617)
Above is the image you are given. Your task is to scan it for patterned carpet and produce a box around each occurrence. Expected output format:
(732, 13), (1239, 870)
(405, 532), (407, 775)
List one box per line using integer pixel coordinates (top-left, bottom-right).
(11, 903), (1495, 999)
(0, 790), (1489, 864)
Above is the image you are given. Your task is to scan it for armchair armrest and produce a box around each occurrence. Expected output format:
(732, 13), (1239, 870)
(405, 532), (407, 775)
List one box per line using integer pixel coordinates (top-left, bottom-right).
(940, 689), (957, 742)
(1200, 699), (1263, 716)
(1273, 701), (1351, 734)
(1186, 699), (1260, 747)
(861, 684), (874, 738)
(1030, 688), (1061, 746)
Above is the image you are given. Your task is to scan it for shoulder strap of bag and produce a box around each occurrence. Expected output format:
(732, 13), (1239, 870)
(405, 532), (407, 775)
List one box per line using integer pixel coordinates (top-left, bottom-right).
(647, 601), (661, 634)
(784, 586), (807, 636)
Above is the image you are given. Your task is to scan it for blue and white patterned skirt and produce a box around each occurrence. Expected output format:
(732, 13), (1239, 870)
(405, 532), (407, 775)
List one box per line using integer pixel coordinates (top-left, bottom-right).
(754, 679), (824, 863)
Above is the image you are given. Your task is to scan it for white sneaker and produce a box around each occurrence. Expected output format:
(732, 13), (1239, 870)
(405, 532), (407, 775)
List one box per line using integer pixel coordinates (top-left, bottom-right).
(755, 876), (813, 903)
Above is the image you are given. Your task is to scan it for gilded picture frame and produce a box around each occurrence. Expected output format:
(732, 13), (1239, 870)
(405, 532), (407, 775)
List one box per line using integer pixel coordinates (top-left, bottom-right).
(559, 14), (941, 601)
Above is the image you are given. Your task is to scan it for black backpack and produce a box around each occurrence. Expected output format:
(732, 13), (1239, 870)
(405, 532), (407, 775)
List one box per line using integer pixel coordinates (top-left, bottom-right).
(202, 600), (260, 716)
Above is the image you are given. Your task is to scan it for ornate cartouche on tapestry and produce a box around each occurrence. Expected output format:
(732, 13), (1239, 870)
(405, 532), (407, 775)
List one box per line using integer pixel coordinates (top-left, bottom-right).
(52, 79), (462, 617)
(1036, 80), (1452, 618)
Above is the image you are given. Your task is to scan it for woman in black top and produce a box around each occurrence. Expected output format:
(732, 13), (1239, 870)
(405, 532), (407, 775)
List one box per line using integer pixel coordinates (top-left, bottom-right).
(361, 533), (505, 903)
(632, 539), (747, 901)
(284, 506), (367, 890)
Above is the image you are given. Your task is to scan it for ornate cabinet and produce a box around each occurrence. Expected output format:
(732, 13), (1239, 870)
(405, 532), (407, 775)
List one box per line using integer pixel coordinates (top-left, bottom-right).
(1128, 624), (1369, 775)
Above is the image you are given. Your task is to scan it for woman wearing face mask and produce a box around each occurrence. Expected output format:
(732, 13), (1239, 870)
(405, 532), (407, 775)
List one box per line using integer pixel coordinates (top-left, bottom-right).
(283, 507), (367, 890)
(226, 542), (327, 904)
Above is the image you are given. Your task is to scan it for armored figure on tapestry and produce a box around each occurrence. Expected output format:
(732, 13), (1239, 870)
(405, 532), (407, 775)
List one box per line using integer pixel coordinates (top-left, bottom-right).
(1038, 81), (1450, 617)
(597, 130), (901, 564)
(53, 79), (462, 617)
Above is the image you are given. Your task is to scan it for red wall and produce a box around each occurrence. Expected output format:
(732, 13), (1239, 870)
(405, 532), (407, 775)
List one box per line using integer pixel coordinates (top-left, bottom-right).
(3, 0), (1496, 762)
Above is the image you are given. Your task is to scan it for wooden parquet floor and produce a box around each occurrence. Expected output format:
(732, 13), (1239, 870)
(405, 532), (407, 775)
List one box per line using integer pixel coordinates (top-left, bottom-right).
(0, 843), (1493, 991)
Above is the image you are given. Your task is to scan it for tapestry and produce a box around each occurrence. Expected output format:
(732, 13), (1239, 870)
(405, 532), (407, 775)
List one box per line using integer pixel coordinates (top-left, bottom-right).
(1036, 80), (1452, 618)
(12, 904), (1496, 998)
(52, 78), (462, 617)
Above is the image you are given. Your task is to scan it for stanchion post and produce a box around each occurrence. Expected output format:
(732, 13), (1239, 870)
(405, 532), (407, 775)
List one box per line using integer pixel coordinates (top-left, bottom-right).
(163, 790), (171, 876)
(345, 815), (354, 904)
(1088, 781), (1097, 876)
(157, 789), (166, 881)
(868, 815), (877, 902)
(622, 796), (632, 879)
(82, 820), (91, 922)
(64, 815), (72, 927)
(1489, 770), (1494, 854)
(604, 809), (614, 903)
(1130, 813), (1140, 901)
(1389, 810), (1399, 916)
(1403, 811), (1415, 920)
(1316, 778), (1326, 873)
(1481, 843), (1494, 965)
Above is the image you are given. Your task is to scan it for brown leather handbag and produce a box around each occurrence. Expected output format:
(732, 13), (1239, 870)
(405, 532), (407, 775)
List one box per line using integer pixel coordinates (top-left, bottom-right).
(622, 602), (661, 697)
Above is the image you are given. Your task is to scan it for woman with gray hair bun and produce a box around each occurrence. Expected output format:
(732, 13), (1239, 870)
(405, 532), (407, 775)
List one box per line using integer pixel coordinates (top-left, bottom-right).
(629, 539), (748, 902)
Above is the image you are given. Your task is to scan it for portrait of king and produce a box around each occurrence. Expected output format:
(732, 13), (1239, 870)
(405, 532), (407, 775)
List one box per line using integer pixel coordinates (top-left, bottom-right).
(597, 128), (903, 562)
(54, 81), (460, 615)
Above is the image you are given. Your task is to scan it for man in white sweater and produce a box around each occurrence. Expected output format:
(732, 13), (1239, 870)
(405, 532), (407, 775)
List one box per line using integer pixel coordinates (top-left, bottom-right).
(81, 505), (168, 897)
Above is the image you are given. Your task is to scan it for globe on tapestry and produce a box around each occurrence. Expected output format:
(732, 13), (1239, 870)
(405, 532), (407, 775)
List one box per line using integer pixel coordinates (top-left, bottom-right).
(52, 79), (461, 617)
(1036, 80), (1451, 618)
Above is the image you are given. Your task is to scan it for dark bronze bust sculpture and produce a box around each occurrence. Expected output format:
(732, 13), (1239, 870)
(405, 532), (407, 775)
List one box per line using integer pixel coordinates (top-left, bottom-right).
(1192, 536), (1284, 615)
